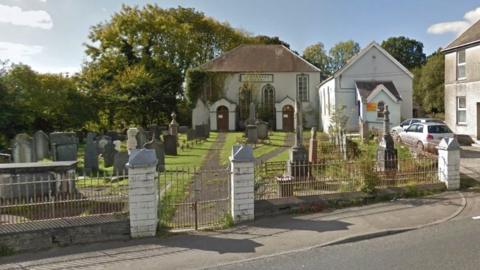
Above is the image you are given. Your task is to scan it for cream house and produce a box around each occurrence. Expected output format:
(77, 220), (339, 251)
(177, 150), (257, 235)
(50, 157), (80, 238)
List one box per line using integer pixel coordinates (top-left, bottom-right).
(318, 42), (413, 133)
(191, 45), (321, 131)
(443, 19), (480, 141)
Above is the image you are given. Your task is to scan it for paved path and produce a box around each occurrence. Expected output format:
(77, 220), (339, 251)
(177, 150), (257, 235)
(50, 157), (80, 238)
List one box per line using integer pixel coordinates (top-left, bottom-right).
(460, 146), (480, 181)
(0, 191), (469, 270)
(255, 133), (295, 164)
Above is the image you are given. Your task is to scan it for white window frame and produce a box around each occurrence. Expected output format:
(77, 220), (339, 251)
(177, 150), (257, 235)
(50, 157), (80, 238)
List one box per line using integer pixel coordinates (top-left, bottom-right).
(377, 101), (385, 119)
(456, 96), (467, 125)
(297, 74), (309, 102)
(457, 50), (466, 81)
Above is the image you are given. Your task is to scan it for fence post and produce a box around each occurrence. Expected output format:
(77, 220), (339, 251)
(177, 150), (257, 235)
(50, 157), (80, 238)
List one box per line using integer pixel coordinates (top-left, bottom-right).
(230, 144), (255, 223)
(437, 138), (460, 190)
(127, 149), (158, 238)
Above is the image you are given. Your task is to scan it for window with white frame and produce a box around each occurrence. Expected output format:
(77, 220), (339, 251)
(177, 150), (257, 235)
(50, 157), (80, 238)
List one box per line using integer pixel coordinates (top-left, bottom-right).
(457, 96), (466, 124)
(377, 101), (385, 118)
(297, 74), (309, 102)
(457, 50), (466, 80)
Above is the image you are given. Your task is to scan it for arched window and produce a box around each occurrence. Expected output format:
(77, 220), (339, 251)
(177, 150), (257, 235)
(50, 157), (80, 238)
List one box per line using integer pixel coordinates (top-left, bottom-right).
(377, 101), (385, 118)
(262, 84), (275, 120)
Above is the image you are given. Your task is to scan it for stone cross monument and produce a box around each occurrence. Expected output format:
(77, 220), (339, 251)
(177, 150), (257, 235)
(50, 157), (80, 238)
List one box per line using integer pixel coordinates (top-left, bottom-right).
(246, 102), (258, 144)
(287, 99), (308, 178)
(377, 105), (397, 171)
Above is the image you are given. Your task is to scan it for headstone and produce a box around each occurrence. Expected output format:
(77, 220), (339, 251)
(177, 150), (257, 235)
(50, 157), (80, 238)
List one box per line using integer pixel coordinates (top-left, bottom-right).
(0, 153), (11, 163)
(12, 133), (35, 163)
(33, 130), (50, 160)
(113, 152), (129, 176)
(84, 132), (99, 174)
(376, 105), (397, 172)
(144, 136), (165, 172)
(186, 129), (196, 141)
(256, 120), (269, 140)
(246, 125), (258, 144)
(195, 124), (207, 139)
(163, 135), (177, 155)
(308, 127), (318, 164)
(247, 102), (256, 125)
(127, 128), (139, 154)
(103, 140), (116, 167)
(136, 127), (148, 149)
(179, 126), (189, 133)
(169, 112), (179, 136)
(148, 125), (162, 140)
(97, 135), (111, 155)
(113, 140), (122, 152)
(49, 132), (78, 161)
(287, 100), (308, 179)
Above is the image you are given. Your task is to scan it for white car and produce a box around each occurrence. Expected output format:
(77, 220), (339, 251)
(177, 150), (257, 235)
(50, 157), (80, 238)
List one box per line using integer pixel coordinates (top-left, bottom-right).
(391, 118), (444, 136)
(397, 122), (454, 153)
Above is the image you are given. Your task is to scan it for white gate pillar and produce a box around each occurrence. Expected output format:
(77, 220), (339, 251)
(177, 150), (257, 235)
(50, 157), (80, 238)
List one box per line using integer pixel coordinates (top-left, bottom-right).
(438, 138), (461, 190)
(230, 145), (255, 223)
(127, 149), (158, 238)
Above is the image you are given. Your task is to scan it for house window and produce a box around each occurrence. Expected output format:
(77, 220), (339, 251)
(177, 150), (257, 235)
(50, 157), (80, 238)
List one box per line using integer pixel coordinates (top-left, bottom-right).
(457, 96), (466, 124)
(377, 101), (385, 118)
(457, 50), (466, 80)
(262, 84), (275, 120)
(297, 74), (309, 102)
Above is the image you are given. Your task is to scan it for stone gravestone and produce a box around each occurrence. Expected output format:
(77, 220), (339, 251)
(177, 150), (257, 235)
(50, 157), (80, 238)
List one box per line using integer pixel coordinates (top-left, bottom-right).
(144, 135), (165, 172)
(97, 135), (111, 155)
(287, 100), (308, 179)
(308, 127), (318, 164)
(136, 127), (148, 149)
(256, 120), (269, 140)
(169, 112), (179, 137)
(12, 133), (34, 163)
(84, 132), (99, 174)
(163, 135), (177, 155)
(113, 140), (129, 176)
(33, 130), (50, 160)
(49, 132), (78, 161)
(186, 129), (196, 141)
(127, 128), (139, 154)
(246, 102), (258, 144)
(148, 125), (162, 140)
(247, 102), (256, 125)
(103, 140), (116, 167)
(195, 124), (207, 139)
(376, 105), (397, 172)
(179, 126), (188, 134)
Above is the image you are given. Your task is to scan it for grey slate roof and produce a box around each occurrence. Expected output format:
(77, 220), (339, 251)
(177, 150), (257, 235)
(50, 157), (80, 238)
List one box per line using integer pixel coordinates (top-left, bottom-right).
(444, 19), (480, 51)
(199, 45), (320, 72)
(355, 80), (402, 101)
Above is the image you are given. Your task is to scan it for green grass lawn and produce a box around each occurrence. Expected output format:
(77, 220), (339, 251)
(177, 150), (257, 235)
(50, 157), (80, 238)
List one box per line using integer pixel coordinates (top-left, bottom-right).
(219, 132), (245, 165)
(253, 132), (287, 158)
(269, 148), (290, 162)
(166, 132), (218, 169)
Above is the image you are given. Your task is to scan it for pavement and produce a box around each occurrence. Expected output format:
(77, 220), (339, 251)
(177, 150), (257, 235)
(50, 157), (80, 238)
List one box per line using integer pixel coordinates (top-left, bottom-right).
(460, 146), (480, 180)
(0, 191), (471, 270)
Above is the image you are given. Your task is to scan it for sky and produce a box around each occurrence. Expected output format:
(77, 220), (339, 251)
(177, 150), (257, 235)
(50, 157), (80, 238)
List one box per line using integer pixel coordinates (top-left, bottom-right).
(0, 0), (479, 74)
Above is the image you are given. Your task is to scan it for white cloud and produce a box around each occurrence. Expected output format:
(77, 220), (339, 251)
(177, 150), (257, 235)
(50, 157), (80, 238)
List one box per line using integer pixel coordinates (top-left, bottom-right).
(428, 7), (480, 35)
(0, 4), (53, 29)
(0, 41), (43, 63)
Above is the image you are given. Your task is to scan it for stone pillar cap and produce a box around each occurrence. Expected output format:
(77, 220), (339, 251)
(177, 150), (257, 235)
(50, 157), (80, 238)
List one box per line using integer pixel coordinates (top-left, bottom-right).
(437, 137), (460, 151)
(230, 144), (254, 162)
(127, 149), (158, 169)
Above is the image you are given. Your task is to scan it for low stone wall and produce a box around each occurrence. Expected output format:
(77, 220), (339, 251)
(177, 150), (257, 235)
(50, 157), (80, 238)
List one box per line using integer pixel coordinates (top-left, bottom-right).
(0, 216), (130, 253)
(255, 183), (446, 218)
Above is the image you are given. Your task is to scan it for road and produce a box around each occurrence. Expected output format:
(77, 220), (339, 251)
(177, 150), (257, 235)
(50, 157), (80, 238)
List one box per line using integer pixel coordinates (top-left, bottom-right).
(210, 217), (480, 270)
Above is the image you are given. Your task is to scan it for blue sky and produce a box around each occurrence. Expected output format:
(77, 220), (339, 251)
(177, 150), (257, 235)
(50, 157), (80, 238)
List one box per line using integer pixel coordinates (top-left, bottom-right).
(0, 0), (479, 73)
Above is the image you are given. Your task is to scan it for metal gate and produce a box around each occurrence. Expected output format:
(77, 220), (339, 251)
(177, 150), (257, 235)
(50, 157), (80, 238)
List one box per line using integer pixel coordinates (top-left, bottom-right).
(158, 167), (231, 230)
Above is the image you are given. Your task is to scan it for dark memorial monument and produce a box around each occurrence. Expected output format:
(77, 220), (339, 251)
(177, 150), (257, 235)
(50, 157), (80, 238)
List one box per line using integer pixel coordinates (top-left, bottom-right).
(287, 100), (308, 179)
(376, 105), (398, 172)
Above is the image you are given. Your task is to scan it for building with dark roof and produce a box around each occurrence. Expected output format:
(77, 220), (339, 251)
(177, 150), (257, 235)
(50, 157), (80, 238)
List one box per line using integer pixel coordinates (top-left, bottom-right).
(318, 42), (413, 133)
(443, 19), (480, 142)
(191, 44), (321, 131)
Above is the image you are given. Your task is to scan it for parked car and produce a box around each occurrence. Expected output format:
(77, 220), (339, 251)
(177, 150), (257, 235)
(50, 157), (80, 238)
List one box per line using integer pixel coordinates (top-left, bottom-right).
(397, 122), (454, 153)
(391, 118), (444, 136)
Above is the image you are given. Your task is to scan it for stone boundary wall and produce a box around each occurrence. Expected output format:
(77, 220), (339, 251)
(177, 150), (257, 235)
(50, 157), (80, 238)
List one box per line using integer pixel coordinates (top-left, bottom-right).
(0, 219), (129, 253)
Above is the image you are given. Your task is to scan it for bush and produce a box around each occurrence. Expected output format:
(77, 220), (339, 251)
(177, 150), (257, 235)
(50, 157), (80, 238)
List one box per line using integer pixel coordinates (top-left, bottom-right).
(360, 158), (380, 194)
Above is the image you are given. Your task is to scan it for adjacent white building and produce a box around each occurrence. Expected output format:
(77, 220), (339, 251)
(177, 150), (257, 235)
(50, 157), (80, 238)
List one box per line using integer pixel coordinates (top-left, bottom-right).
(318, 42), (413, 133)
(191, 45), (321, 131)
(443, 19), (480, 141)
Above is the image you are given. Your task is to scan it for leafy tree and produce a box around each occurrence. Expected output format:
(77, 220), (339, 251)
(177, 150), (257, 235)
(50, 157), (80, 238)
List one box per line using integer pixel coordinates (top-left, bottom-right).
(302, 42), (330, 79)
(252, 35), (290, 48)
(413, 51), (444, 115)
(328, 40), (360, 73)
(381, 36), (426, 70)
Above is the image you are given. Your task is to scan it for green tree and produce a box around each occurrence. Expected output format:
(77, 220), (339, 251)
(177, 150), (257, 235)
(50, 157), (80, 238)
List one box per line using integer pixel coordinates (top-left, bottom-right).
(328, 40), (360, 73)
(302, 42), (330, 79)
(381, 36), (426, 70)
(413, 51), (444, 115)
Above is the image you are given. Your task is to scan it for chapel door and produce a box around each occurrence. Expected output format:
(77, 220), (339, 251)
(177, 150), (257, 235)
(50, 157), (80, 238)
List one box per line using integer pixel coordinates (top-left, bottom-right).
(282, 105), (294, 132)
(217, 106), (229, 132)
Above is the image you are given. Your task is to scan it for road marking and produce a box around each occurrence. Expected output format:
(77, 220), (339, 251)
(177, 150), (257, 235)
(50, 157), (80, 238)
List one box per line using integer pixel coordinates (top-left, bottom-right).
(472, 216), (480, 220)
